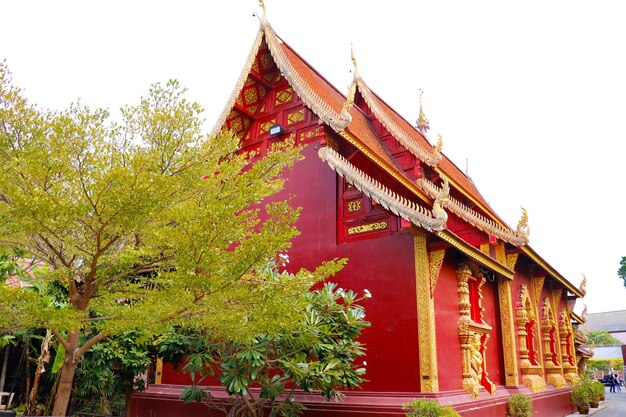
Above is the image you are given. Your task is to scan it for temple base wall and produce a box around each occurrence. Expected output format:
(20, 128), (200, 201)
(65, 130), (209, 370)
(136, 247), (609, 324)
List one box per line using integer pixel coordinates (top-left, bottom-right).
(131, 385), (574, 417)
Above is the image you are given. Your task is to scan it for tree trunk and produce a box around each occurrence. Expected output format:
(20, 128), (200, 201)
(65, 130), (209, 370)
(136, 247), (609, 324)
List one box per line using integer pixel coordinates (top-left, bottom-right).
(0, 344), (10, 392)
(26, 329), (52, 415)
(52, 333), (79, 417)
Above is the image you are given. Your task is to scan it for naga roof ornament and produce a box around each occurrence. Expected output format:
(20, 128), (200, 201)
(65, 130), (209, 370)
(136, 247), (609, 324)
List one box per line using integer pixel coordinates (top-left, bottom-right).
(516, 207), (530, 240)
(416, 89), (430, 135)
(258, 0), (268, 28)
(318, 146), (447, 232)
(579, 274), (587, 295)
(581, 304), (588, 322)
(416, 178), (529, 246)
(335, 46), (358, 131)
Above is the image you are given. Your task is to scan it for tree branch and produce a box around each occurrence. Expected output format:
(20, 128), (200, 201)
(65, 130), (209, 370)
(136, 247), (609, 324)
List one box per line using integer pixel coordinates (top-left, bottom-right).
(76, 333), (108, 359)
(51, 329), (70, 352)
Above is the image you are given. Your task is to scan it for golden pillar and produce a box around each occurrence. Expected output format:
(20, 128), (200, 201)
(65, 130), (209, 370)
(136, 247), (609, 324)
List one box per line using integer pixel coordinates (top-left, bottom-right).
(414, 232), (439, 392)
(497, 276), (520, 387)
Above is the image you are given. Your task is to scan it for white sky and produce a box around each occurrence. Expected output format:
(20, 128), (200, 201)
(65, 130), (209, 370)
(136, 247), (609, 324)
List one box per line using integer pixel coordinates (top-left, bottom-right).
(2, 1), (626, 314)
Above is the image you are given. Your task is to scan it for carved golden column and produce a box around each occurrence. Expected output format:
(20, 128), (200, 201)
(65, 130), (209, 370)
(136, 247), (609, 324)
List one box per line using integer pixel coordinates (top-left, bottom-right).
(414, 232), (440, 392)
(541, 297), (567, 388)
(559, 309), (580, 384)
(495, 249), (519, 388)
(457, 263), (495, 397)
(515, 285), (546, 392)
(529, 276), (546, 376)
(497, 276), (519, 387)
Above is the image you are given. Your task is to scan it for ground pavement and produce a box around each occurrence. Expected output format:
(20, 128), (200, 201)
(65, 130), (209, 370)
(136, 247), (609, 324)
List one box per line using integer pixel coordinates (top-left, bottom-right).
(595, 386), (626, 417)
(565, 387), (626, 417)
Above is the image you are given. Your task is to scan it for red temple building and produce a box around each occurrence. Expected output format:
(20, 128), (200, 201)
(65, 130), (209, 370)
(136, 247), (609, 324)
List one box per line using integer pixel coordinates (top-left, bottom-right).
(132, 8), (588, 417)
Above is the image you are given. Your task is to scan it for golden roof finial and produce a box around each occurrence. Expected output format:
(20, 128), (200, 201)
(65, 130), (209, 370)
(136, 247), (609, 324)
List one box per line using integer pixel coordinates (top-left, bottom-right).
(435, 133), (443, 152)
(516, 207), (529, 239)
(258, 0), (268, 27)
(416, 89), (430, 135)
(581, 304), (588, 322)
(580, 274), (587, 295)
(351, 44), (359, 78)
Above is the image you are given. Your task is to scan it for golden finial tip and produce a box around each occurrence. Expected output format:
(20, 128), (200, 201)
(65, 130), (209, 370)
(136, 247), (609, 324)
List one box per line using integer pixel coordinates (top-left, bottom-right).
(416, 90), (430, 134)
(350, 44), (358, 77)
(436, 133), (443, 152)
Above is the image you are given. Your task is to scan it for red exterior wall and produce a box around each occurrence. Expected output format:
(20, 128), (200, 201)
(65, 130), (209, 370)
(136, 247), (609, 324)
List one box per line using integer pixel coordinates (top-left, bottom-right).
(434, 259), (463, 391)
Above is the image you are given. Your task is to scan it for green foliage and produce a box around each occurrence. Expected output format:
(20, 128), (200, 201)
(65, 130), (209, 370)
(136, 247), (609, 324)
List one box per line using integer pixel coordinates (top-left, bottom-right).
(402, 398), (460, 417)
(572, 375), (596, 408)
(571, 383), (591, 407)
(507, 394), (532, 417)
(590, 381), (605, 401)
(159, 282), (370, 417)
(72, 332), (152, 415)
(0, 62), (347, 414)
(587, 358), (624, 371)
(587, 331), (622, 347)
(619, 257), (626, 288)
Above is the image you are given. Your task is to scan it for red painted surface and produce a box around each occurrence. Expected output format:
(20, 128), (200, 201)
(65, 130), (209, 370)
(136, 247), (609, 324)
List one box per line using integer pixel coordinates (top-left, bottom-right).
(434, 260), (463, 392)
(134, 34), (580, 417)
(132, 384), (575, 417)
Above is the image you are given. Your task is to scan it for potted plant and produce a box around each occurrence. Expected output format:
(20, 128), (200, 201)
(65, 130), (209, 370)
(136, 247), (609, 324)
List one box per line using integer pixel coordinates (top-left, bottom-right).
(571, 383), (591, 415)
(403, 398), (460, 417)
(507, 393), (532, 417)
(590, 381), (605, 407)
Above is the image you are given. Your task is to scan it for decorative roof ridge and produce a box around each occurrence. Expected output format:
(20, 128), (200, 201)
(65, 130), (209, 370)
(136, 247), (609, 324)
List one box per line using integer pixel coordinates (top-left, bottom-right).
(211, 29), (265, 137)
(263, 24), (351, 133)
(417, 177), (529, 246)
(354, 76), (442, 167)
(520, 246), (584, 298)
(318, 146), (447, 232)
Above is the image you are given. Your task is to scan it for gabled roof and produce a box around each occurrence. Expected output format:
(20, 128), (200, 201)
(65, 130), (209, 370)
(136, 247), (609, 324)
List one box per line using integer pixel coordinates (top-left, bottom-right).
(583, 310), (626, 333)
(213, 17), (583, 295)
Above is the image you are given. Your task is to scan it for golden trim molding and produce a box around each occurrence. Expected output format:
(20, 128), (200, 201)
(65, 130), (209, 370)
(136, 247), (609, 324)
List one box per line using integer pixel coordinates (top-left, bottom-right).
(415, 233), (439, 392)
(522, 247), (583, 298)
(211, 29), (265, 137)
(436, 230), (514, 279)
(429, 249), (446, 297)
(498, 277), (520, 387)
(506, 253), (520, 271)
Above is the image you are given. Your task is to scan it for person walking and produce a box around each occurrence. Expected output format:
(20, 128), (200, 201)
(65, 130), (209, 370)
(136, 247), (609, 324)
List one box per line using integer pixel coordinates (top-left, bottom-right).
(610, 373), (616, 393)
(616, 374), (622, 392)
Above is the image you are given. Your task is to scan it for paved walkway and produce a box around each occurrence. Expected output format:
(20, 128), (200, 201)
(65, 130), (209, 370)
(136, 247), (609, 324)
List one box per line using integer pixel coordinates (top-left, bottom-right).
(567, 387), (626, 417)
(595, 387), (626, 417)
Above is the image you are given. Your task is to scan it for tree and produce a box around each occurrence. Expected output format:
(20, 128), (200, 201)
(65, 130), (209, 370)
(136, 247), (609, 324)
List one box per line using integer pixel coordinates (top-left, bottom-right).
(158, 282), (370, 417)
(618, 257), (626, 288)
(587, 331), (621, 347)
(0, 63), (342, 416)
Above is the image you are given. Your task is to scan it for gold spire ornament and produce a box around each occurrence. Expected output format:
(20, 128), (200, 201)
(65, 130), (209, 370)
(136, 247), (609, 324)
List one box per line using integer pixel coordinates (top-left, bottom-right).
(416, 90), (430, 135)
(581, 304), (588, 322)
